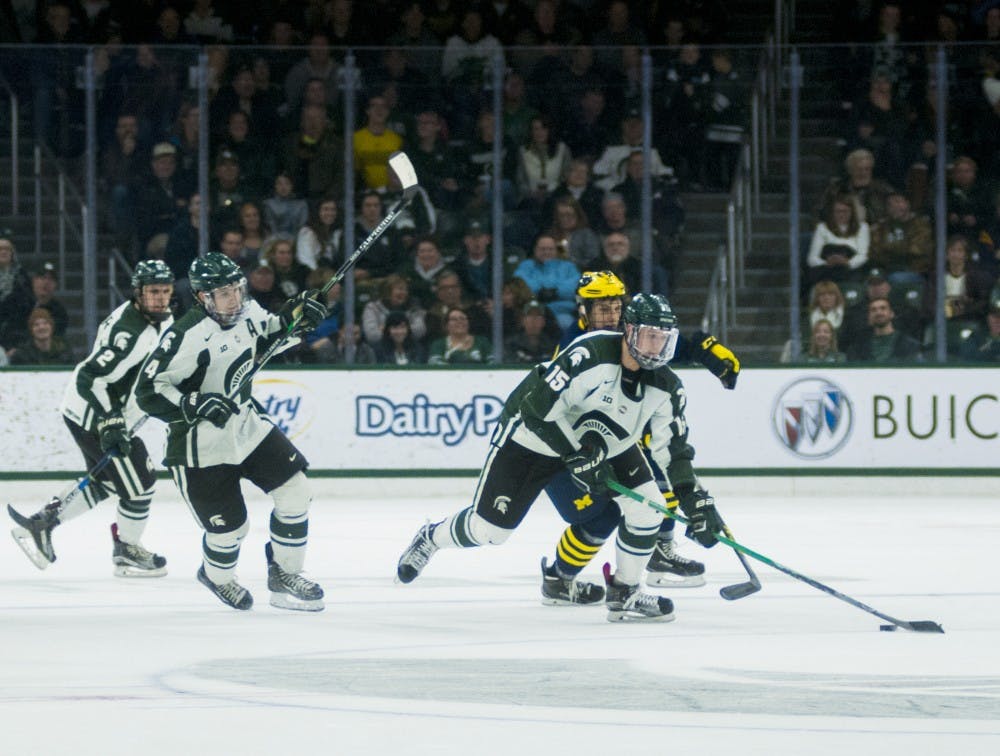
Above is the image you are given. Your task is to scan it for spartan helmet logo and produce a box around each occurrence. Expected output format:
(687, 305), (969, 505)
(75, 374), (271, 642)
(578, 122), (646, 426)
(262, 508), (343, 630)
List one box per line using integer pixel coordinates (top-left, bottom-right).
(493, 496), (511, 514)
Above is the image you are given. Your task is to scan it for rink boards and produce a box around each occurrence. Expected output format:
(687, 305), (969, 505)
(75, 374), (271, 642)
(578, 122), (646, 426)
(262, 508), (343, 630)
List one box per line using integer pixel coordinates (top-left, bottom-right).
(0, 366), (996, 475)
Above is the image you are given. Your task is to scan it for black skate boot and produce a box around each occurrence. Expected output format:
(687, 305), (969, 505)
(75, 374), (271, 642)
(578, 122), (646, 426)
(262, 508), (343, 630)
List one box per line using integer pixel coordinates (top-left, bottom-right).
(396, 521), (439, 584)
(646, 536), (706, 588)
(8, 499), (60, 569)
(603, 563), (675, 622)
(265, 542), (324, 612)
(197, 565), (253, 610)
(111, 523), (167, 578)
(540, 557), (605, 606)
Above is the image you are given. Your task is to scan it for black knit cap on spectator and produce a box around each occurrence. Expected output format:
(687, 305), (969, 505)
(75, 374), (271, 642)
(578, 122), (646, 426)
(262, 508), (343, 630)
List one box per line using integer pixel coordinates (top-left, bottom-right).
(466, 219), (489, 235)
(385, 310), (409, 328)
(216, 149), (239, 166)
(523, 300), (545, 316)
(33, 262), (57, 280)
(152, 142), (176, 159)
(867, 268), (888, 285)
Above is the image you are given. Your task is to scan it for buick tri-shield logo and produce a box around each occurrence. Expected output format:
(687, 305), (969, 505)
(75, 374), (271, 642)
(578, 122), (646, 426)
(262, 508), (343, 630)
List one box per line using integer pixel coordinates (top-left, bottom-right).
(772, 377), (854, 459)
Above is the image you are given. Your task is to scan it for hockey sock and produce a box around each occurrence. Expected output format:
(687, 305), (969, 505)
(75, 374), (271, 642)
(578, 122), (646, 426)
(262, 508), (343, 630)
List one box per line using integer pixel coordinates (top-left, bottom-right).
(430, 506), (511, 549)
(659, 519), (676, 538)
(114, 489), (153, 544)
(58, 479), (112, 523)
(553, 524), (605, 578)
(269, 510), (308, 574)
(202, 521), (248, 585)
(615, 516), (659, 585)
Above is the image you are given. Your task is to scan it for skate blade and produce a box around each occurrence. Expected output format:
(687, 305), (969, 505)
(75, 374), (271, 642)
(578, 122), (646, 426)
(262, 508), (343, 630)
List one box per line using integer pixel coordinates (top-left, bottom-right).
(114, 564), (167, 578)
(269, 592), (324, 612)
(10, 527), (53, 570)
(541, 596), (604, 607)
(646, 572), (706, 588)
(606, 609), (676, 623)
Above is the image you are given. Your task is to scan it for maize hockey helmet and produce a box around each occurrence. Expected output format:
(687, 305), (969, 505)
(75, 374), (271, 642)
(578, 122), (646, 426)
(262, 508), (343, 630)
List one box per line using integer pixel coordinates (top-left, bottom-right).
(189, 252), (249, 326)
(576, 270), (627, 331)
(623, 292), (680, 369)
(131, 259), (174, 322)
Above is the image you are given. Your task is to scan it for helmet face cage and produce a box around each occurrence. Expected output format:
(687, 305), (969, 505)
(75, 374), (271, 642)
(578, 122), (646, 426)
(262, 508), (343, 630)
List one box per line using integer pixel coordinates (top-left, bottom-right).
(201, 279), (249, 326)
(131, 260), (174, 322)
(622, 292), (679, 369)
(576, 270), (627, 330)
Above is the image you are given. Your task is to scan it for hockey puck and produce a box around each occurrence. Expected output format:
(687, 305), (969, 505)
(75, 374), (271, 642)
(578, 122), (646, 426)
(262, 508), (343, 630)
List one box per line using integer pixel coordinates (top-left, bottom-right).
(879, 624), (897, 632)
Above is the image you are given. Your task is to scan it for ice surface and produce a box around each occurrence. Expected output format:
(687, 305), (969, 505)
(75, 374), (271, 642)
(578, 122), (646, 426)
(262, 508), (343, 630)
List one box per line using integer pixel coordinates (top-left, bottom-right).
(1, 480), (998, 755)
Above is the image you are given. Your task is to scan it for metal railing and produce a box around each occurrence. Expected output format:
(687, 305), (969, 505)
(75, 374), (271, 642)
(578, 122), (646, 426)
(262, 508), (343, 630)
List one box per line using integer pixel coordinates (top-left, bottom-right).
(0, 70), (18, 215)
(107, 247), (134, 311)
(32, 142), (87, 290)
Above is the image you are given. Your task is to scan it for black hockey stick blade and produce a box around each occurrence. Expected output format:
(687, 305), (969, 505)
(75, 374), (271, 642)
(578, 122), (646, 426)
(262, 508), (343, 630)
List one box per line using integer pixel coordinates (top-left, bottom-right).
(899, 620), (946, 633)
(719, 580), (761, 601)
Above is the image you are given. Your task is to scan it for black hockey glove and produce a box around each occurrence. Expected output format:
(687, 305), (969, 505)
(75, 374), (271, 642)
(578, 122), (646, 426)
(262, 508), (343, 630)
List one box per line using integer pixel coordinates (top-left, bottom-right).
(96, 414), (131, 456)
(180, 392), (240, 429)
(279, 290), (327, 335)
(562, 431), (616, 495)
(677, 488), (722, 548)
(691, 331), (740, 390)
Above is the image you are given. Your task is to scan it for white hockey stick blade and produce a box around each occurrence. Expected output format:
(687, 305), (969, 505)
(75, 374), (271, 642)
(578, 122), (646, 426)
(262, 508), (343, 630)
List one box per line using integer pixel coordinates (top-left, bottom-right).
(389, 151), (419, 193)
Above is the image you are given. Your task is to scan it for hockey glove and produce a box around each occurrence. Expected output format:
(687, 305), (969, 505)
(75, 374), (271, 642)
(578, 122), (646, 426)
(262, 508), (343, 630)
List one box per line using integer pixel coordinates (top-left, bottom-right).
(180, 392), (240, 429)
(279, 290), (327, 335)
(677, 488), (722, 548)
(562, 431), (615, 495)
(691, 331), (740, 390)
(96, 414), (131, 456)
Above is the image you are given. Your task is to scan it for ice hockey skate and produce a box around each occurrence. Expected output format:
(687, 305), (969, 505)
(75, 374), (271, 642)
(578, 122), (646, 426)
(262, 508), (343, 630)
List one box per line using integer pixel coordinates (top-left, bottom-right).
(110, 523), (167, 577)
(540, 557), (605, 605)
(8, 499), (60, 570)
(197, 565), (253, 610)
(265, 543), (324, 611)
(645, 536), (706, 588)
(603, 563), (675, 622)
(396, 520), (439, 583)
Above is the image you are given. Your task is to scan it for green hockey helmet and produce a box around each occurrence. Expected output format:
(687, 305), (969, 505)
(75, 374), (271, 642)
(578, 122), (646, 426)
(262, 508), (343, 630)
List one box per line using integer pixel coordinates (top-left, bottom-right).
(131, 259), (174, 322)
(622, 293), (680, 369)
(189, 252), (248, 326)
(576, 270), (627, 331)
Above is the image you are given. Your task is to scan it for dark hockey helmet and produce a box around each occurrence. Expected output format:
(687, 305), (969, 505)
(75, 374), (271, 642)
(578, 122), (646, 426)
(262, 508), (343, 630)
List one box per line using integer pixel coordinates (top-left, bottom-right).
(622, 292), (680, 369)
(131, 259), (174, 322)
(189, 252), (248, 326)
(576, 270), (627, 330)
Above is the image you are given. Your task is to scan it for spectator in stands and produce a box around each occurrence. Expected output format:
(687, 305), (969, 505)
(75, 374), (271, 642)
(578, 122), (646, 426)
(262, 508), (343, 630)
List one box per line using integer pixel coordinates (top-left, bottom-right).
(350, 192), (407, 281)
(845, 296), (923, 363)
(428, 306), (493, 364)
(462, 108), (519, 212)
(500, 275), (560, 341)
(805, 319), (846, 364)
(407, 107), (465, 213)
(934, 234), (995, 332)
(320, 0), (371, 60)
(976, 190), (1000, 281)
(361, 274), (427, 347)
(960, 291), (1000, 363)
(246, 262), (283, 313)
(236, 201), (268, 268)
(819, 148), (894, 225)
(283, 32), (340, 118)
(544, 159), (605, 235)
(662, 41), (712, 189)
(184, 0), (234, 43)
(164, 193), (202, 314)
(0, 234), (33, 350)
(101, 113), (145, 242)
(282, 104), (344, 201)
(586, 231), (669, 299)
(947, 156), (993, 238)
(211, 62), (281, 143)
(134, 142), (191, 259)
(209, 148), (254, 232)
(504, 299), (559, 364)
(514, 234), (580, 332)
(594, 192), (640, 252)
(9, 308), (73, 365)
(367, 47), (433, 125)
(561, 85), (614, 165)
(481, 0), (533, 45)
(512, 0), (582, 94)
(868, 191), (932, 287)
(113, 44), (178, 143)
(516, 114), (571, 223)
(806, 194), (871, 288)
(263, 237), (310, 299)
(399, 236), (450, 308)
(547, 196), (600, 268)
(31, 1), (83, 156)
(425, 268), (491, 341)
(310, 322), (377, 364)
(353, 94), (403, 192)
(296, 197), (339, 270)
(218, 228), (252, 270)
(29, 263), (68, 339)
(612, 150), (686, 245)
(844, 72), (908, 189)
(386, 2), (440, 80)
(593, 109), (674, 192)
(168, 102), (200, 185)
(374, 310), (428, 365)
(263, 172), (309, 238)
(217, 109), (270, 198)
(501, 70), (538, 148)
(839, 268), (923, 354)
(808, 280), (846, 333)
(441, 7), (504, 139)
(704, 48), (748, 190)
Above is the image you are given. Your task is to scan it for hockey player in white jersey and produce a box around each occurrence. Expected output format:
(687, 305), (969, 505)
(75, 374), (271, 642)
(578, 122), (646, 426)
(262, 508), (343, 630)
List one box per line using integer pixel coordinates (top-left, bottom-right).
(397, 293), (725, 622)
(135, 252), (327, 611)
(9, 260), (175, 576)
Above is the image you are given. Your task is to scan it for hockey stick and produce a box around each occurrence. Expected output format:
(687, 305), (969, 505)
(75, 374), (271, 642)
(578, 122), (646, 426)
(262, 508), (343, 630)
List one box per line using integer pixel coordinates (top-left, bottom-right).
(609, 481), (944, 633)
(229, 151), (420, 398)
